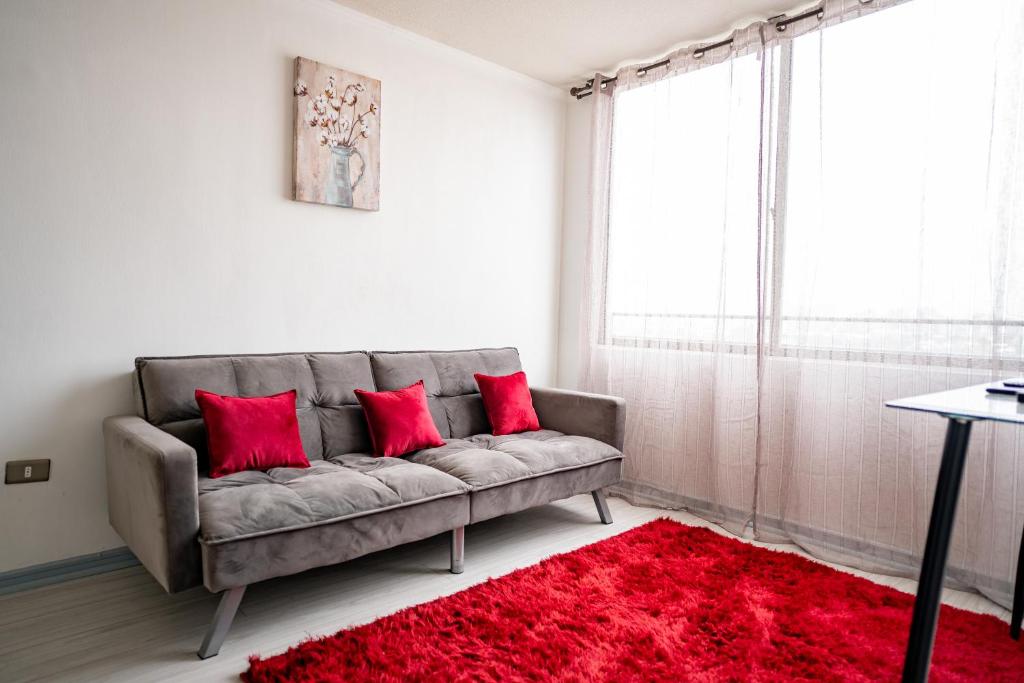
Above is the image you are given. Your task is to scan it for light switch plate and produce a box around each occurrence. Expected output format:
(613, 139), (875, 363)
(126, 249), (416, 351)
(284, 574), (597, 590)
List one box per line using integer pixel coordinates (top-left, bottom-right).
(5, 459), (51, 484)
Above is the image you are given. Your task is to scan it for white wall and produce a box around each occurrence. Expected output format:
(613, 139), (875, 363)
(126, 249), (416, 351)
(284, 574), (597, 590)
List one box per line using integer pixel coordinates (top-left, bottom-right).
(556, 100), (592, 390)
(0, 0), (566, 572)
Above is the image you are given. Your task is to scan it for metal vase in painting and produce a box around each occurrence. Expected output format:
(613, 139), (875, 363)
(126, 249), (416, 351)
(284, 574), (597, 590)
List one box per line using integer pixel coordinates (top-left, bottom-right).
(325, 145), (364, 207)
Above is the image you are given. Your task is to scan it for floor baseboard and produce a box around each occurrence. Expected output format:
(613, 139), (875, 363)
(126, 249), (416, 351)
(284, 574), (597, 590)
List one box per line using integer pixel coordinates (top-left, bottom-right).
(0, 547), (139, 596)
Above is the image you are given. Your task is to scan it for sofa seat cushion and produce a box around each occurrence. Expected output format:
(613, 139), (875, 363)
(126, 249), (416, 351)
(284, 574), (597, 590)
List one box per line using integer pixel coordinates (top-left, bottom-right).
(197, 457), (468, 545)
(404, 429), (622, 491)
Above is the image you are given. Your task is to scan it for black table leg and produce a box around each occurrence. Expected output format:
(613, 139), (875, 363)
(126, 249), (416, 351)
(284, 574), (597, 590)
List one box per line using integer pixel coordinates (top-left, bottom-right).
(1012, 522), (1024, 639)
(902, 417), (972, 683)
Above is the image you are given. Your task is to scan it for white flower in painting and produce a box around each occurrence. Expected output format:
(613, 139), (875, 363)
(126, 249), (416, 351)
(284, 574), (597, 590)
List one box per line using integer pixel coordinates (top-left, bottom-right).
(304, 106), (320, 127)
(294, 70), (375, 153)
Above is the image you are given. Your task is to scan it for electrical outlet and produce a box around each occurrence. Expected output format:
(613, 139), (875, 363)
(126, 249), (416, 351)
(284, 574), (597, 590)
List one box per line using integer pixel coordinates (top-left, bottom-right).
(5, 459), (50, 484)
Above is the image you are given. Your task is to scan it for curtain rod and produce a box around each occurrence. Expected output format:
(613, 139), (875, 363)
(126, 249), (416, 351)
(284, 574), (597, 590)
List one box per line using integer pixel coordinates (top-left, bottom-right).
(569, 3), (833, 100)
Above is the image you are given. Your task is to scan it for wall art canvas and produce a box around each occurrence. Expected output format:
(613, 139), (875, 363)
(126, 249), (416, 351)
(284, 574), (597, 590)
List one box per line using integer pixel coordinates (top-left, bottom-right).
(293, 57), (380, 210)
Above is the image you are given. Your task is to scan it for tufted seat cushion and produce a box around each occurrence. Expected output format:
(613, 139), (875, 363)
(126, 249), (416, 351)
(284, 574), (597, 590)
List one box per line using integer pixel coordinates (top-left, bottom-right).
(404, 430), (622, 491)
(197, 457), (468, 545)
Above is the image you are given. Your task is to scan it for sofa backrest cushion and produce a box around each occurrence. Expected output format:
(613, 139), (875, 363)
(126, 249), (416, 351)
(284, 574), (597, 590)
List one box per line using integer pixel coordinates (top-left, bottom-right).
(135, 352), (376, 468)
(369, 348), (522, 439)
(133, 348), (522, 470)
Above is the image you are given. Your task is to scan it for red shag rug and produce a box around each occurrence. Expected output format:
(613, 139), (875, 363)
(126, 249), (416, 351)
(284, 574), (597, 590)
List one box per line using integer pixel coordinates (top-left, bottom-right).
(243, 519), (1024, 682)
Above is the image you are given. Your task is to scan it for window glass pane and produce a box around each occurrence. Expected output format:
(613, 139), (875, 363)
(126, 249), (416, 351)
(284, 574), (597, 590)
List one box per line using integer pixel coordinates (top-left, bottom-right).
(606, 55), (763, 346)
(604, 0), (1023, 360)
(781, 1), (1023, 358)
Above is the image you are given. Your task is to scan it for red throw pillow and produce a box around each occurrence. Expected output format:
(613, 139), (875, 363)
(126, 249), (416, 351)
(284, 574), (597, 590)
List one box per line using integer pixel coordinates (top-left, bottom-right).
(195, 389), (310, 478)
(474, 371), (541, 436)
(354, 380), (446, 457)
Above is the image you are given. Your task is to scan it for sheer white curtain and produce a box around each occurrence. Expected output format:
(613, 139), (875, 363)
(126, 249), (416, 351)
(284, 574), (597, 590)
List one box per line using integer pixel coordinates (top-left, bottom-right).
(580, 0), (1024, 606)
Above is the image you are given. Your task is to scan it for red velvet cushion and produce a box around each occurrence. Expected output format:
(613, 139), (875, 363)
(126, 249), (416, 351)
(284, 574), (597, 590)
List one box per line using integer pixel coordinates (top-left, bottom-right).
(474, 371), (541, 436)
(354, 380), (446, 457)
(195, 389), (310, 478)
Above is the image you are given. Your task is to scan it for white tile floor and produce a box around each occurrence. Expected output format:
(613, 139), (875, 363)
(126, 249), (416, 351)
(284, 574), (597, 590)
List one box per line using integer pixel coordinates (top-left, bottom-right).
(0, 495), (1009, 682)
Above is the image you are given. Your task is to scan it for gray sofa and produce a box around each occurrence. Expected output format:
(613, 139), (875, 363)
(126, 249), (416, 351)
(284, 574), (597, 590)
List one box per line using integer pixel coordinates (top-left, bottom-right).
(103, 347), (625, 658)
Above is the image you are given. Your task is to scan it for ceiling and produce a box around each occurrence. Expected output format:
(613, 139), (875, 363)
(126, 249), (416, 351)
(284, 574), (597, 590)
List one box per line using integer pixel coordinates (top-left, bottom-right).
(331, 0), (799, 88)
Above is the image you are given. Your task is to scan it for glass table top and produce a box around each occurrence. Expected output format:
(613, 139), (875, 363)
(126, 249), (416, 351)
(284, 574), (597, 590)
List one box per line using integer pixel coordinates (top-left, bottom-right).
(886, 380), (1024, 424)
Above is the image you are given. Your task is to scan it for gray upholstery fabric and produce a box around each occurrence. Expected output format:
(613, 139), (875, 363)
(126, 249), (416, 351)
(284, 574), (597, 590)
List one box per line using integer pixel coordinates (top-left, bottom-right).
(405, 430), (622, 491)
(439, 394), (490, 437)
(136, 348), (532, 463)
(370, 348), (522, 438)
(431, 349), (521, 395)
(425, 397), (452, 440)
(369, 351), (443, 396)
(202, 495), (469, 591)
(138, 355), (239, 424)
(470, 459), (622, 524)
(232, 354), (319, 401)
(103, 416), (202, 593)
(135, 352), (376, 468)
(530, 387), (627, 451)
(159, 418), (206, 458)
(308, 353), (376, 404)
(198, 457), (468, 544)
(319, 405), (373, 456)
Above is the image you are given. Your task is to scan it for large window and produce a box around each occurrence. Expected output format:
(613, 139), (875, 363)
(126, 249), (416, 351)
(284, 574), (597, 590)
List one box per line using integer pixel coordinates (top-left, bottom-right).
(605, 0), (1024, 362)
(607, 53), (763, 349)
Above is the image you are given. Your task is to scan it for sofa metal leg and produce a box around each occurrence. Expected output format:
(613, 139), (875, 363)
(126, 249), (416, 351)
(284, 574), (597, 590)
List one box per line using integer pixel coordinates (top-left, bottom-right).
(450, 526), (465, 574)
(197, 586), (246, 659)
(592, 489), (613, 524)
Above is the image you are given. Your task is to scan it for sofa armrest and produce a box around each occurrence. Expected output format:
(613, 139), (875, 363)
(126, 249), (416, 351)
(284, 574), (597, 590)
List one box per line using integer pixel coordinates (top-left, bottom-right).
(530, 387), (626, 452)
(103, 415), (202, 593)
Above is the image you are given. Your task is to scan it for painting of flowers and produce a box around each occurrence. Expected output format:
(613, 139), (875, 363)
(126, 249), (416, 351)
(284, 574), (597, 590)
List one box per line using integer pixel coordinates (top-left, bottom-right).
(293, 57), (380, 210)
